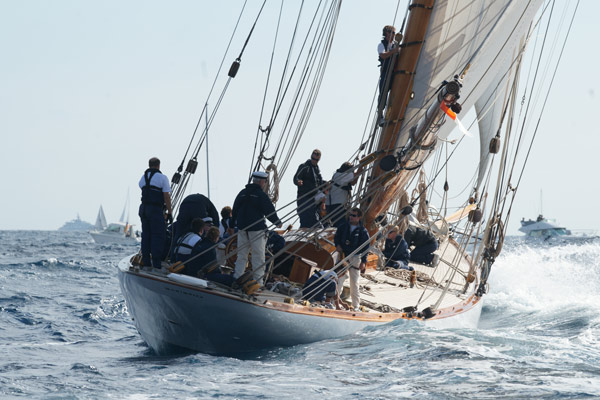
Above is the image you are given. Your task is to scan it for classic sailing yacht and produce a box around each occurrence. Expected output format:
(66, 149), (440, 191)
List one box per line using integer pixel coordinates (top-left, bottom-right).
(118, 0), (576, 355)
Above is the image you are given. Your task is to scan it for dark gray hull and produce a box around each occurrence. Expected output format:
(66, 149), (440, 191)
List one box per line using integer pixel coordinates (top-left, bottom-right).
(118, 260), (377, 355)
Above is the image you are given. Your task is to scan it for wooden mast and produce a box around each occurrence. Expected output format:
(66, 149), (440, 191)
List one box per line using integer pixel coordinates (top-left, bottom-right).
(363, 0), (435, 231)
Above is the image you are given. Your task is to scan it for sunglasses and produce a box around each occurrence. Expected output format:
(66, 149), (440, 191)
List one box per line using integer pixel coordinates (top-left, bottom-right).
(311, 157), (320, 161)
(349, 214), (359, 217)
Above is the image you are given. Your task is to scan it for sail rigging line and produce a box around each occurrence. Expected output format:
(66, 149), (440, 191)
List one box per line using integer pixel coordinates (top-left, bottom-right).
(175, 0), (249, 177)
(171, 81), (234, 208)
(497, 0), (556, 206)
(270, 1), (342, 177)
(171, 1), (271, 209)
(252, 0), (338, 173)
(249, 0), (303, 178)
(504, 0), (578, 219)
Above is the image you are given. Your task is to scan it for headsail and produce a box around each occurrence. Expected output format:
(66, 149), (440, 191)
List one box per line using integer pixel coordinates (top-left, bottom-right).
(94, 206), (107, 231)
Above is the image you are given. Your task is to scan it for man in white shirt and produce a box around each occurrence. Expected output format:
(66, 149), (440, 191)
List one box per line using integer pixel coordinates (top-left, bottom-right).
(138, 157), (173, 269)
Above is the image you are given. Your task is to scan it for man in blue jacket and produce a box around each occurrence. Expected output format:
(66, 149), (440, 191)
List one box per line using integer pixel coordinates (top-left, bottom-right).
(383, 225), (412, 270)
(232, 171), (283, 283)
(334, 207), (370, 310)
(293, 149), (323, 228)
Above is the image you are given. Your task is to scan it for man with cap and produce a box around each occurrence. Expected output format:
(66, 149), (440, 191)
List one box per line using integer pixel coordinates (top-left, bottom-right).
(232, 171), (283, 283)
(138, 157), (173, 269)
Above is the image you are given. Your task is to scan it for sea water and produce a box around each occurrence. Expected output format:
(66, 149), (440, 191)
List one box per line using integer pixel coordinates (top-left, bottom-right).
(1, 231), (599, 399)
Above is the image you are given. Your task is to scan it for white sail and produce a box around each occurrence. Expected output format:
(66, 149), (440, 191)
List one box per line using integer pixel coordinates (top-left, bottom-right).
(119, 189), (130, 223)
(94, 206), (107, 230)
(398, 0), (544, 148)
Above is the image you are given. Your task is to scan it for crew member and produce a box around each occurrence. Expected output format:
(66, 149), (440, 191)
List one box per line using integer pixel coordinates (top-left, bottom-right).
(404, 225), (439, 267)
(232, 171), (283, 283)
(383, 226), (412, 270)
(377, 25), (401, 123)
(293, 149), (323, 228)
(173, 218), (204, 268)
(325, 161), (359, 228)
(138, 157), (173, 269)
(334, 207), (370, 310)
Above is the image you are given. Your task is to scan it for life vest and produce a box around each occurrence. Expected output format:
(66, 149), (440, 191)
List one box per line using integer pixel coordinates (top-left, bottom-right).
(141, 168), (164, 206)
(378, 39), (390, 65)
(174, 232), (202, 258)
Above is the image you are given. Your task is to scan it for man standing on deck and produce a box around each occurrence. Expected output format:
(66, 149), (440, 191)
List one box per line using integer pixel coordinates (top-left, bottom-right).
(138, 157), (173, 269)
(293, 149), (323, 228)
(232, 171), (283, 284)
(334, 207), (370, 310)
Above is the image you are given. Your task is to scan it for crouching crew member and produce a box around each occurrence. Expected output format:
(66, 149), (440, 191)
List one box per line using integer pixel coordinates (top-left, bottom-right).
(232, 171), (283, 284)
(334, 207), (370, 310)
(139, 157), (173, 269)
(383, 225), (413, 270)
(173, 218), (205, 266)
(302, 266), (347, 310)
(404, 225), (439, 267)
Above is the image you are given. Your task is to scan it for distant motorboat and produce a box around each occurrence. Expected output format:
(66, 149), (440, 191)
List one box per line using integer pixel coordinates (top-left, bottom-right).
(89, 205), (139, 245)
(519, 214), (570, 238)
(518, 215), (599, 243)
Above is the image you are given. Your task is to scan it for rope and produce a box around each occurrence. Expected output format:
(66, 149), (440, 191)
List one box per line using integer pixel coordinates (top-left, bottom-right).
(265, 163), (280, 203)
(415, 170), (428, 223)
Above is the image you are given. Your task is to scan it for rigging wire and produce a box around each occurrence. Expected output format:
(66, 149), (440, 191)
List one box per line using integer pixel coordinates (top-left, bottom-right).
(177, 0), (249, 171)
(506, 0), (579, 216)
(171, 1), (268, 208)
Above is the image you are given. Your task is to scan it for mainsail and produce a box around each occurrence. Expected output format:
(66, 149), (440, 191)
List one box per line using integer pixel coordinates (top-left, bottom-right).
(363, 0), (544, 227)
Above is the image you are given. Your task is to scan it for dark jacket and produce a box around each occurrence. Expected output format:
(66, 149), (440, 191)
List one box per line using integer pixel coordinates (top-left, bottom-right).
(232, 183), (282, 231)
(293, 160), (323, 197)
(334, 221), (370, 263)
(182, 239), (217, 278)
(383, 236), (410, 262)
(302, 270), (336, 302)
(404, 225), (437, 247)
(176, 194), (219, 233)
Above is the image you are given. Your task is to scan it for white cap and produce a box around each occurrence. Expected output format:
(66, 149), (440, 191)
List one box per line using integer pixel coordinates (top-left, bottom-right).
(252, 171), (268, 179)
(202, 216), (213, 224)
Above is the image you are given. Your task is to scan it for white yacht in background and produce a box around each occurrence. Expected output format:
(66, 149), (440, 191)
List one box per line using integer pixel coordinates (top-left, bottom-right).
(58, 214), (94, 231)
(519, 215), (598, 242)
(519, 215), (571, 238)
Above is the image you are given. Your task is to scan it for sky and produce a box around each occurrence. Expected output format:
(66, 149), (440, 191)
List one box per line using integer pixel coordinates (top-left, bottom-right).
(0, 0), (597, 235)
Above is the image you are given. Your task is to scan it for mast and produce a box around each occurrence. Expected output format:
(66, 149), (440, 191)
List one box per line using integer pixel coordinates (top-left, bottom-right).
(363, 0), (436, 230)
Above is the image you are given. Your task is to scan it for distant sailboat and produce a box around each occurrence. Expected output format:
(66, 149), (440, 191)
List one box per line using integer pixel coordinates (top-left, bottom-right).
(90, 197), (139, 245)
(94, 205), (107, 231)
